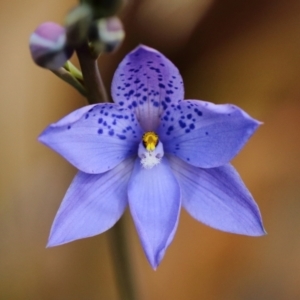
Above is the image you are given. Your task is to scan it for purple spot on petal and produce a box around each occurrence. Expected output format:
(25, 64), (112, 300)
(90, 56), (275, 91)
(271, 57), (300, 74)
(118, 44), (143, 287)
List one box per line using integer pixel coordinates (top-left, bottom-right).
(117, 134), (126, 140)
(179, 120), (186, 128)
(194, 108), (203, 116)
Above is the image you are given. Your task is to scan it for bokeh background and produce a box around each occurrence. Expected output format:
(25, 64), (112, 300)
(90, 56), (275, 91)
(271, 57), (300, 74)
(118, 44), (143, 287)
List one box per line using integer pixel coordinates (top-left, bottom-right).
(1, 0), (300, 299)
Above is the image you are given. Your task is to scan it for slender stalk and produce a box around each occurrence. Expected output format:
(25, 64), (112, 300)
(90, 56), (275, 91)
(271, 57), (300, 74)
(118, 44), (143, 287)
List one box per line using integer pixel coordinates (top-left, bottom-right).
(108, 216), (138, 300)
(77, 42), (138, 299)
(51, 67), (87, 97)
(76, 42), (109, 104)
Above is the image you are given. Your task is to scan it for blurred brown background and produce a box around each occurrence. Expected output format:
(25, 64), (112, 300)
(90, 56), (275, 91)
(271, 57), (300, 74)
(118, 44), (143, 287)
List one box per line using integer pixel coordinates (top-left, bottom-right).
(1, 0), (300, 299)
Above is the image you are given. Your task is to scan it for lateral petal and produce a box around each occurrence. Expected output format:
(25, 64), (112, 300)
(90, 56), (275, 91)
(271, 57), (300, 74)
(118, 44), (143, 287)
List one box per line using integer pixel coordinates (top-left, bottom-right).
(39, 104), (143, 174)
(169, 155), (265, 236)
(159, 100), (261, 168)
(47, 158), (134, 247)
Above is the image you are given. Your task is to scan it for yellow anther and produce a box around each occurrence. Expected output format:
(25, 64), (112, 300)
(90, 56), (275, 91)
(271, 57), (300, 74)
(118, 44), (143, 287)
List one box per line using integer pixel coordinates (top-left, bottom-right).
(142, 132), (159, 151)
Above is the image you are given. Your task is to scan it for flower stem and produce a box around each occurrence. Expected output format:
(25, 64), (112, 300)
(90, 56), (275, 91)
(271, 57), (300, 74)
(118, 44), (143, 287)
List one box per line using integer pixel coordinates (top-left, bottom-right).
(76, 42), (109, 104)
(51, 67), (87, 97)
(108, 216), (138, 300)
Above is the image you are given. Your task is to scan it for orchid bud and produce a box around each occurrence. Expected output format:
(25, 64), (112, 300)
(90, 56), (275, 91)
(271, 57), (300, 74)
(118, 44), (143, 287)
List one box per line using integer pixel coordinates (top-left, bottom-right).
(89, 17), (125, 54)
(29, 22), (73, 70)
(82, 0), (124, 18)
(65, 3), (93, 47)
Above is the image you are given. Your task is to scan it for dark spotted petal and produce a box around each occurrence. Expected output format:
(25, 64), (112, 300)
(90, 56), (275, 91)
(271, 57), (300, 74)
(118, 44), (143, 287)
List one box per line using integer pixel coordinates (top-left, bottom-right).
(158, 100), (261, 168)
(39, 104), (143, 174)
(111, 45), (184, 131)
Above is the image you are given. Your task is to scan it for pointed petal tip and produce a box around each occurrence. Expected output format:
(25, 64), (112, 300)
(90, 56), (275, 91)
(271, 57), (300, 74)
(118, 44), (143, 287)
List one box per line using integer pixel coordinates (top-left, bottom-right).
(256, 223), (267, 236)
(46, 234), (81, 248)
(131, 44), (159, 55)
(46, 239), (62, 248)
(147, 254), (161, 270)
(38, 122), (59, 145)
(241, 112), (262, 129)
(251, 212), (266, 237)
(151, 264), (158, 271)
(38, 127), (54, 148)
(146, 242), (169, 269)
(232, 103), (262, 129)
(149, 259), (158, 270)
(46, 241), (55, 249)
(46, 234), (71, 248)
(214, 222), (266, 237)
(37, 130), (47, 144)
(257, 120), (264, 126)
(235, 220), (266, 237)
(248, 228), (267, 237)
(252, 119), (263, 130)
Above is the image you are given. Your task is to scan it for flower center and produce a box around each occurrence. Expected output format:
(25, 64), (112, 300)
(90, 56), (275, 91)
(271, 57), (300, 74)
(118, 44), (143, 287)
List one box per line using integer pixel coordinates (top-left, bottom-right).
(142, 131), (159, 151)
(138, 132), (164, 169)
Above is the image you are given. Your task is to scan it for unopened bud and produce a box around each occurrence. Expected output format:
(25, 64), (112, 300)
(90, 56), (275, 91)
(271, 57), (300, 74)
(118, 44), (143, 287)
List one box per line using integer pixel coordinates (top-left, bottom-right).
(65, 3), (93, 47)
(83, 0), (124, 18)
(89, 17), (125, 54)
(29, 22), (73, 70)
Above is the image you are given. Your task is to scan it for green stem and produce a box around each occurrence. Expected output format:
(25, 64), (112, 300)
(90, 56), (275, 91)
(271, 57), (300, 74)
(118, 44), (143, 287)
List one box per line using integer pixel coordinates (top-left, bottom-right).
(51, 67), (87, 97)
(108, 216), (139, 300)
(64, 61), (83, 80)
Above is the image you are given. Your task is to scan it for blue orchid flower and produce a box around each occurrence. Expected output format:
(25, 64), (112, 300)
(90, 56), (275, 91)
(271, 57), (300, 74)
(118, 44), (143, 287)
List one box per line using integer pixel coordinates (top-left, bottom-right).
(39, 45), (265, 269)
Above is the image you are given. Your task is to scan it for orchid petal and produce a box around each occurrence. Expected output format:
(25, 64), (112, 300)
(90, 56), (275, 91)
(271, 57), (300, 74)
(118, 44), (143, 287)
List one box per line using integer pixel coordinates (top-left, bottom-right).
(48, 158), (134, 247)
(39, 104), (143, 174)
(169, 155), (265, 236)
(128, 157), (181, 268)
(111, 45), (184, 131)
(158, 100), (260, 168)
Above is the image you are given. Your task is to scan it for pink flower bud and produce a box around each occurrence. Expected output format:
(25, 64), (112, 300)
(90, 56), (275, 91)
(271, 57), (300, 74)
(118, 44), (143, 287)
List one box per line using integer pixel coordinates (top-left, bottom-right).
(29, 22), (73, 70)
